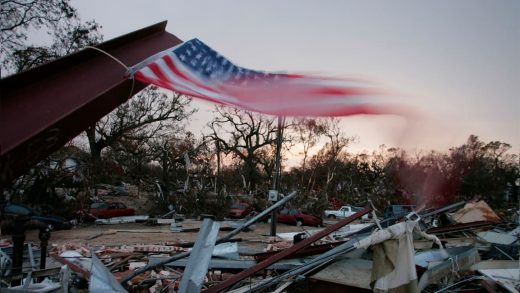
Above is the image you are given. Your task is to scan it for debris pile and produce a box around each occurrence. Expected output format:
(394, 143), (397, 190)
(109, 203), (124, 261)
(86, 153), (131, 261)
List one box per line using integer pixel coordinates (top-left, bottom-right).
(0, 193), (518, 292)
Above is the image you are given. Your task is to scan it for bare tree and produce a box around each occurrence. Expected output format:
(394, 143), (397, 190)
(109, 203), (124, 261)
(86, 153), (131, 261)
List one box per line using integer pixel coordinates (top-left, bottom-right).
(292, 118), (327, 185)
(307, 118), (355, 191)
(206, 106), (278, 192)
(85, 86), (195, 164)
(323, 118), (355, 187)
(1, 0), (102, 74)
(1, 0), (101, 199)
(149, 132), (214, 189)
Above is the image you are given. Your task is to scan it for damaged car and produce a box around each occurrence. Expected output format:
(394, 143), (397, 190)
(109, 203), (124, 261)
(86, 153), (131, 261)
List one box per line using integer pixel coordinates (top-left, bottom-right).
(0, 202), (72, 231)
(78, 202), (135, 222)
(229, 202), (253, 218)
(277, 208), (323, 227)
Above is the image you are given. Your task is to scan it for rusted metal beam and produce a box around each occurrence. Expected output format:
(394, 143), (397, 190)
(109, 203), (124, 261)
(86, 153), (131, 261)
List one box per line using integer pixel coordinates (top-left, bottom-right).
(253, 240), (348, 262)
(426, 221), (494, 234)
(419, 201), (465, 218)
(0, 21), (182, 186)
(205, 207), (371, 293)
(250, 234), (368, 292)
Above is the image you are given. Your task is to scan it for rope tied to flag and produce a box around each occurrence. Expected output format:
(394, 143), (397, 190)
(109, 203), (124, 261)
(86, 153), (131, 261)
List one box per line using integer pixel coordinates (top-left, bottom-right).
(84, 45), (136, 103)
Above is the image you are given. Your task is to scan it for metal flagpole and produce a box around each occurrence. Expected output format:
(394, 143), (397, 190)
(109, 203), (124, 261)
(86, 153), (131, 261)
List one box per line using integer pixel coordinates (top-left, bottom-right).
(270, 116), (285, 236)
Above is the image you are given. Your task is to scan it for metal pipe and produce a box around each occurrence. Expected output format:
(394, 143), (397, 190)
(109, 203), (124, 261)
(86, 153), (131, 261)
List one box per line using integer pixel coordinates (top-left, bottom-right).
(120, 190), (298, 286)
(27, 243), (35, 270)
(216, 190), (297, 245)
(249, 240), (361, 293)
(206, 208), (371, 293)
(420, 201), (465, 218)
(248, 224), (379, 292)
(270, 116), (285, 236)
(433, 276), (480, 293)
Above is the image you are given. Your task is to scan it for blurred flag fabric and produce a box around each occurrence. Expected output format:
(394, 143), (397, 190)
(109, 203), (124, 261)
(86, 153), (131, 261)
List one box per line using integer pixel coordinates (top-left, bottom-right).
(128, 38), (403, 117)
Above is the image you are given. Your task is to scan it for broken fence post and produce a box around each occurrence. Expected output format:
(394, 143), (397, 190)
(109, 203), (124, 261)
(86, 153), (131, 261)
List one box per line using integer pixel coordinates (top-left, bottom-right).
(178, 218), (220, 293)
(120, 191), (299, 286)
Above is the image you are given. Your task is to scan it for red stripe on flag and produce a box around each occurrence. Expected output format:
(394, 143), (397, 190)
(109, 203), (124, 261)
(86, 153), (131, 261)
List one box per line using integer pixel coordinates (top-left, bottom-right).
(136, 65), (229, 106)
(147, 63), (172, 85)
(162, 55), (219, 94)
(307, 87), (368, 96)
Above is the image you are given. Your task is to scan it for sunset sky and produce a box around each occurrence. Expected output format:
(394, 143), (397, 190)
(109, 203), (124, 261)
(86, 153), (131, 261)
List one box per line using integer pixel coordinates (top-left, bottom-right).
(71, 0), (519, 159)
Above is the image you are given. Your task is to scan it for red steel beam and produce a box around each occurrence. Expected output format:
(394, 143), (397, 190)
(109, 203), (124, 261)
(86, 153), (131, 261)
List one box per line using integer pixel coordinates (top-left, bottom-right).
(0, 21), (182, 186)
(205, 208), (371, 293)
(253, 240), (347, 262)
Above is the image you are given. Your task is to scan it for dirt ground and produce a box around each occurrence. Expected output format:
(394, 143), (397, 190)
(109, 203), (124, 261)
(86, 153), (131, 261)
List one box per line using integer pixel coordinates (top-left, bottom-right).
(6, 218), (327, 253)
(0, 193), (339, 253)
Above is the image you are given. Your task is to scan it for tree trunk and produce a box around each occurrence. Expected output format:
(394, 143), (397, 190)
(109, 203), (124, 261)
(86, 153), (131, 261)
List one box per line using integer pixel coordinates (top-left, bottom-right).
(161, 150), (169, 184)
(245, 157), (256, 191)
(85, 126), (101, 162)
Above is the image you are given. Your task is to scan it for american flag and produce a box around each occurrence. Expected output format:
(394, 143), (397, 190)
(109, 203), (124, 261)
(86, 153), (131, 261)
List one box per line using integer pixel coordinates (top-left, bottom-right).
(129, 38), (403, 117)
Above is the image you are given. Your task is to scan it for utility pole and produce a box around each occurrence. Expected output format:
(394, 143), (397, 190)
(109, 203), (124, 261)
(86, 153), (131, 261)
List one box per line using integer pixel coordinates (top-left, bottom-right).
(215, 140), (221, 193)
(270, 116), (285, 236)
(516, 177), (520, 282)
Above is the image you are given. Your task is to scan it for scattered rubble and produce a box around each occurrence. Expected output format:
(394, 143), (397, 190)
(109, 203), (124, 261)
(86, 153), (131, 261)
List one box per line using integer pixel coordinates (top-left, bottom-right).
(0, 196), (519, 292)
(450, 200), (502, 224)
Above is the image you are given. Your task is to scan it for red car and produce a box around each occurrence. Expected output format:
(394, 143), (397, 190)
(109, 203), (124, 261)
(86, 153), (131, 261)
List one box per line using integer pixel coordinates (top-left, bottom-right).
(277, 208), (323, 227)
(85, 202), (135, 220)
(229, 202), (252, 218)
